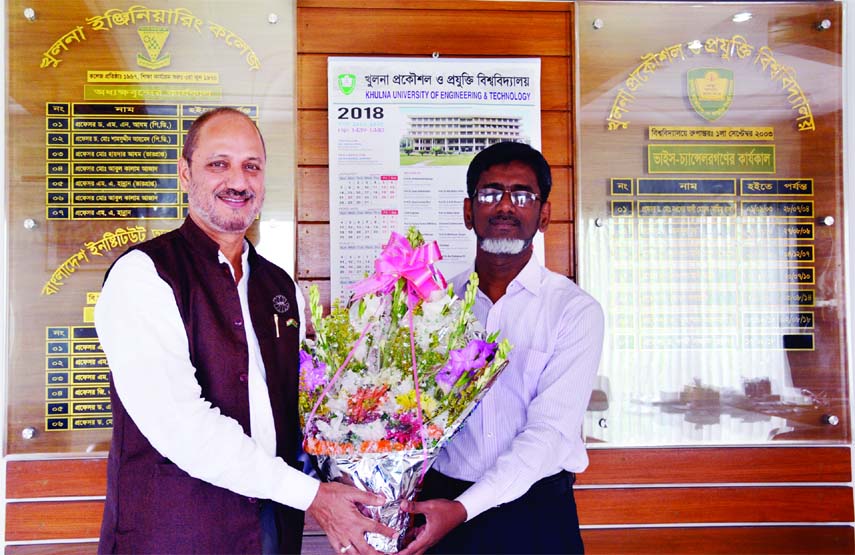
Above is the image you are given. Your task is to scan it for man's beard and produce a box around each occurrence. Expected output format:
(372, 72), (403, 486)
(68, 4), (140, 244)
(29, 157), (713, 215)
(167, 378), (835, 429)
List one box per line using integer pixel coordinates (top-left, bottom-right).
(475, 215), (535, 255)
(478, 237), (532, 255)
(188, 185), (261, 233)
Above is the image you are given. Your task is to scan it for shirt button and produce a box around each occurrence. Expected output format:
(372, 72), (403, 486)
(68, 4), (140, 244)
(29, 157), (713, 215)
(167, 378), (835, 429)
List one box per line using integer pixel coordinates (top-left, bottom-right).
(487, 433), (494, 438)
(233, 319), (243, 328)
(248, 497), (257, 504)
(239, 373), (248, 383)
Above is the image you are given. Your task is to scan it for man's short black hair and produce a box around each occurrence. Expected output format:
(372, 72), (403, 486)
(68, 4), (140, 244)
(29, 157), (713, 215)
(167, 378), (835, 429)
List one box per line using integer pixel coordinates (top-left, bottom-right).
(466, 141), (552, 202)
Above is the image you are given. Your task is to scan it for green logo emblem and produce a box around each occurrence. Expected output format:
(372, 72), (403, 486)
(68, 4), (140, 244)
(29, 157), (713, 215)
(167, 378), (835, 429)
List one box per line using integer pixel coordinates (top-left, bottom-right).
(687, 68), (734, 122)
(137, 26), (171, 70)
(337, 73), (356, 95)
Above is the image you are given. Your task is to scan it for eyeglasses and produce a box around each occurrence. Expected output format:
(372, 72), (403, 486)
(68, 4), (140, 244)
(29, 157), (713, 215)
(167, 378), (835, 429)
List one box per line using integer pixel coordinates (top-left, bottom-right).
(474, 188), (541, 208)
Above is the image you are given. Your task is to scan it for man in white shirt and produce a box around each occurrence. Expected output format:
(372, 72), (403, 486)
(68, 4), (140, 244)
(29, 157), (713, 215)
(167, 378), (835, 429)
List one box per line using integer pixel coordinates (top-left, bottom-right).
(401, 142), (604, 554)
(96, 107), (392, 554)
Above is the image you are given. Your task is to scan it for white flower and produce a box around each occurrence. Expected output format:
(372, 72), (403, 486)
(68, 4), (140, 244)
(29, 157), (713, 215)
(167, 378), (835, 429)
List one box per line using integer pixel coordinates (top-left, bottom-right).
(351, 340), (368, 362)
(350, 294), (385, 330)
(432, 411), (449, 430)
(391, 379), (414, 397)
(422, 294), (453, 320)
(326, 395), (348, 414)
(352, 420), (386, 441)
(465, 317), (486, 337)
(339, 372), (360, 392)
(412, 295), (457, 351)
(316, 415), (347, 441)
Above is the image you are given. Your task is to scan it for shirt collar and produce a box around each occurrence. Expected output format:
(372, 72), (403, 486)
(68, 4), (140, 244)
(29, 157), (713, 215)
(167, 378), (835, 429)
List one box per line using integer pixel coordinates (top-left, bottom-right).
(456, 253), (543, 297)
(179, 215), (257, 268)
(217, 240), (250, 268)
(511, 253), (543, 297)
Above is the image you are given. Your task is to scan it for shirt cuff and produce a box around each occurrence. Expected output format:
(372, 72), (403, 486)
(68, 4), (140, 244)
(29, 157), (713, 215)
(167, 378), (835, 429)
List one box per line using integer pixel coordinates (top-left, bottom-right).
(455, 480), (494, 521)
(270, 463), (321, 511)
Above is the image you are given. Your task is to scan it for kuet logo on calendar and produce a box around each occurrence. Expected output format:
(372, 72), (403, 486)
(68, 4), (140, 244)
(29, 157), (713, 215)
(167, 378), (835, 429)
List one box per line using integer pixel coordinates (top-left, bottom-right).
(338, 73), (356, 95)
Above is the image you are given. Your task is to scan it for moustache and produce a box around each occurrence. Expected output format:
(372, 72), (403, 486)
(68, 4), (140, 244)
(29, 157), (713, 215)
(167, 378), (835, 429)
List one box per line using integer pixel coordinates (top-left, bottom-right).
(488, 215), (520, 226)
(217, 188), (255, 200)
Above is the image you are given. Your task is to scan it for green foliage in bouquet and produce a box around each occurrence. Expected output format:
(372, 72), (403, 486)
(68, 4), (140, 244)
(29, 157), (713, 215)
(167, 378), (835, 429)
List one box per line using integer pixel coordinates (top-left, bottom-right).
(299, 228), (511, 455)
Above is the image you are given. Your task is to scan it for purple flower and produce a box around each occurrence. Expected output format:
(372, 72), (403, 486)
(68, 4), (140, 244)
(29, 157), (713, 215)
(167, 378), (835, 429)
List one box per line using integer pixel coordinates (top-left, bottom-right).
(435, 339), (497, 393)
(299, 350), (328, 392)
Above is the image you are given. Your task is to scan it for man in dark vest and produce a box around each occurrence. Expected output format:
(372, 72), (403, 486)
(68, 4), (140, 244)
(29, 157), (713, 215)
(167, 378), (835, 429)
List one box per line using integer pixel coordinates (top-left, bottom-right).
(96, 107), (393, 554)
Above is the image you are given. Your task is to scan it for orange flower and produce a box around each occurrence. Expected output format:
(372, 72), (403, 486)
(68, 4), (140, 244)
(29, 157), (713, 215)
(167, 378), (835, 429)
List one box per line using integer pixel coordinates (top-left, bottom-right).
(304, 438), (356, 456)
(347, 385), (390, 423)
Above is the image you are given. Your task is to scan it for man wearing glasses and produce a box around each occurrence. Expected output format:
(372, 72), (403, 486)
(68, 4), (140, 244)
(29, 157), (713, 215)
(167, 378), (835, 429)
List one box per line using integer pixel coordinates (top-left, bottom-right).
(402, 141), (605, 554)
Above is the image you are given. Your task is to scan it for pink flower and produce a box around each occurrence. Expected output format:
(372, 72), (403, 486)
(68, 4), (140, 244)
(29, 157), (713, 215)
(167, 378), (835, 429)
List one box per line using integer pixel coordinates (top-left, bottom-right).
(385, 412), (421, 444)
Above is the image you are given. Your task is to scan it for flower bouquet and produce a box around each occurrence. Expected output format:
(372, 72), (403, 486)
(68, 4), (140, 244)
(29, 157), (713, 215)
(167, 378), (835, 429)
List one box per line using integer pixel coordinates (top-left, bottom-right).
(300, 228), (511, 552)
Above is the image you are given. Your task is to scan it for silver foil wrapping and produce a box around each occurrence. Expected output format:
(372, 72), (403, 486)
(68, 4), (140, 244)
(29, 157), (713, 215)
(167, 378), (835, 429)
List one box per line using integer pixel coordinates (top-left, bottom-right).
(317, 449), (438, 552)
(312, 361), (507, 553)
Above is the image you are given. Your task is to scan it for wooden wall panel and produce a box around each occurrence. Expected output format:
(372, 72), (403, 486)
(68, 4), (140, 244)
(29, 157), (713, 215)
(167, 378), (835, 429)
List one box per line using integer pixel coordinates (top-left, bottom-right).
(540, 56), (571, 112)
(550, 166), (572, 222)
(297, 223), (331, 279)
(297, 167), (330, 222)
(299, 0), (569, 10)
(297, 110), (328, 166)
(545, 222), (572, 278)
(298, 280), (331, 316)
(582, 447), (852, 485)
(6, 460), (105, 499)
(576, 486), (854, 525)
(6, 447), (848, 499)
(296, 55), (326, 111)
(10, 526), (852, 555)
(298, 7), (570, 56)
(542, 111), (571, 167)
(5, 501), (103, 541)
(5, 449), (853, 549)
(6, 544), (98, 555)
(299, 279), (332, 314)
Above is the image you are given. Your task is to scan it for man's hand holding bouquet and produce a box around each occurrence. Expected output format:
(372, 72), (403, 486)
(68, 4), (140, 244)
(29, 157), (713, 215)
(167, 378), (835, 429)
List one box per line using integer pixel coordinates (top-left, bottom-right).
(299, 228), (510, 552)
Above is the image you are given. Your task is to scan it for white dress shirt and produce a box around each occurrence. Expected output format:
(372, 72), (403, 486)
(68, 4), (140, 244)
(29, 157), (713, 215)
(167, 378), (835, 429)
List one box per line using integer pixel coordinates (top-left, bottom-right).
(432, 255), (605, 520)
(95, 246), (319, 510)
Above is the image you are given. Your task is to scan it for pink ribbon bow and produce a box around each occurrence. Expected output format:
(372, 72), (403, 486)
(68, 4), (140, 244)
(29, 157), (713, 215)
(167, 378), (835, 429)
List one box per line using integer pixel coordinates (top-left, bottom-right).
(351, 232), (447, 303)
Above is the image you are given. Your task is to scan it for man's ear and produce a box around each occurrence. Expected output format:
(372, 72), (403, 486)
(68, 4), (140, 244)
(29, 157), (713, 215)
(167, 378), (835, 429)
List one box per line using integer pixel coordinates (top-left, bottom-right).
(538, 200), (551, 232)
(178, 158), (191, 192)
(463, 197), (474, 230)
